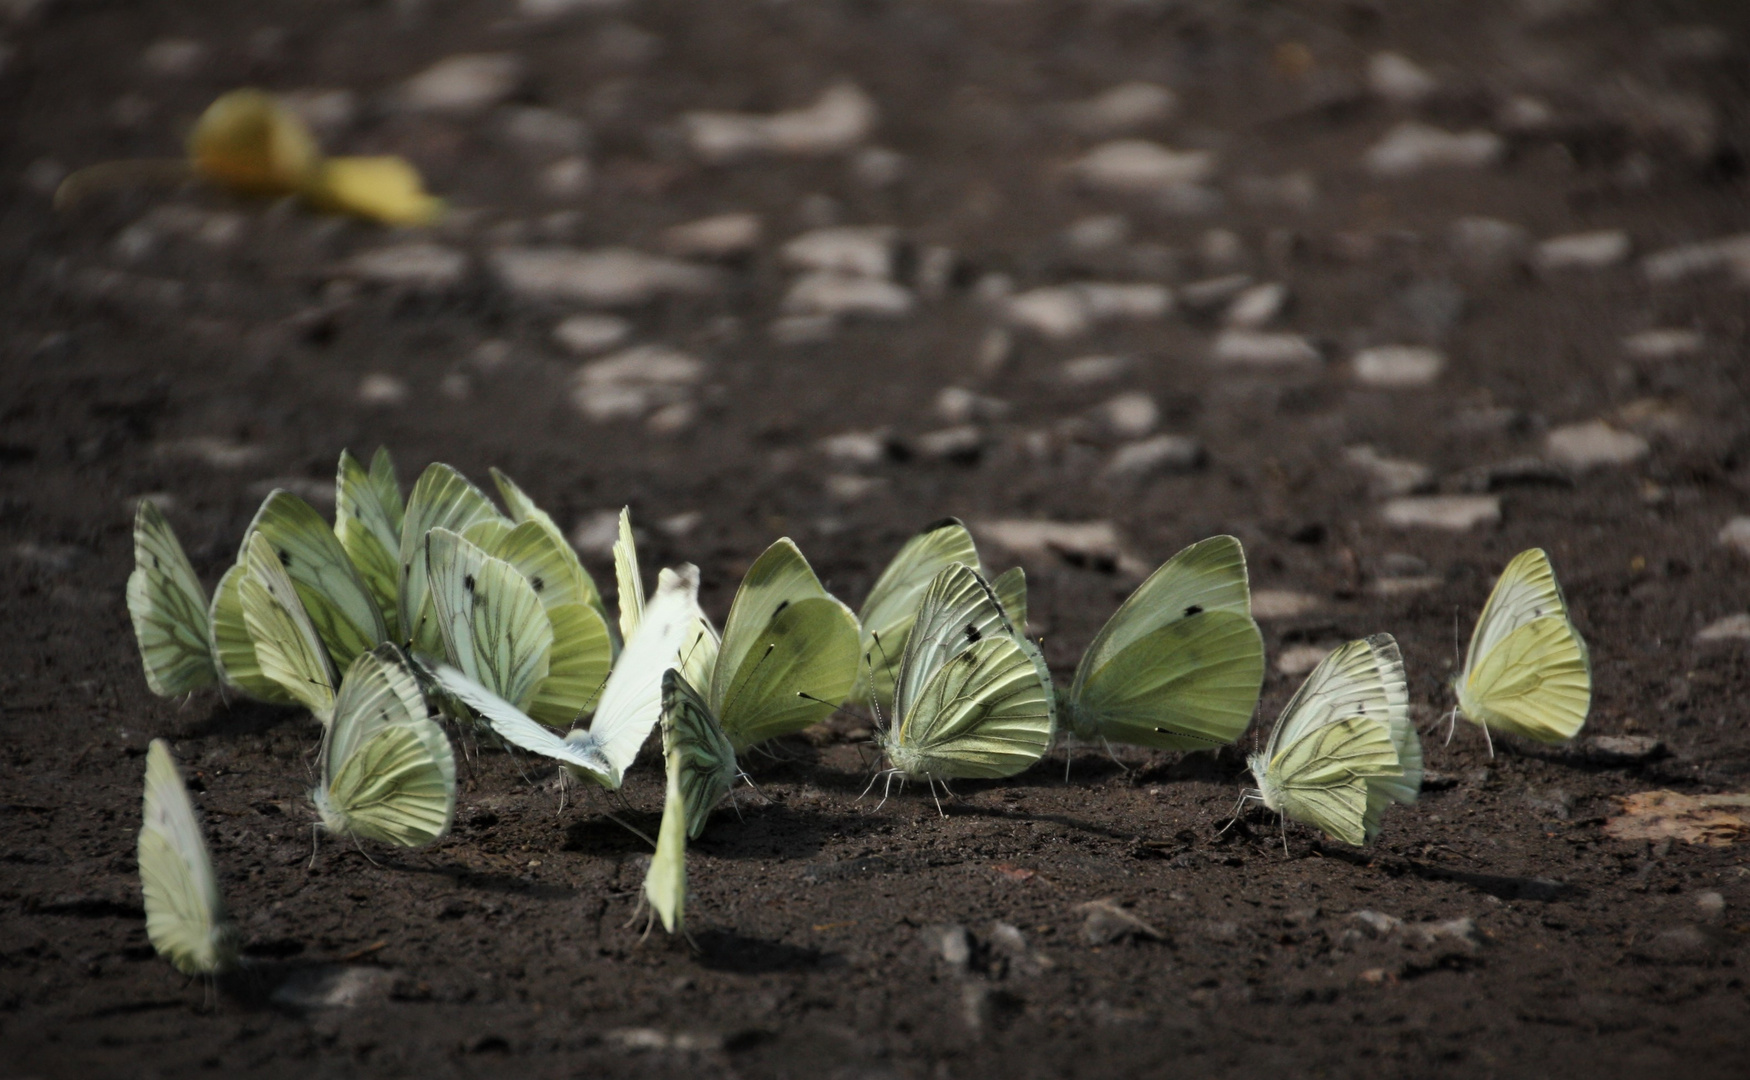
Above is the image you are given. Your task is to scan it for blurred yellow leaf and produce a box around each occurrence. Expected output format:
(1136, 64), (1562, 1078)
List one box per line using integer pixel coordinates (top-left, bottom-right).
(307, 156), (444, 226)
(187, 89), (320, 196)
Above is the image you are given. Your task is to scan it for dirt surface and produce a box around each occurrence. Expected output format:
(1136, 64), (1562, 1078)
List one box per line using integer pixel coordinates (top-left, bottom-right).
(6, 0), (1750, 1076)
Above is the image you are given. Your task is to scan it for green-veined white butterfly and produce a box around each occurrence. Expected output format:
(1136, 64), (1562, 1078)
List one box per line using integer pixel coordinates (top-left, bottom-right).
(1057, 535), (1266, 755)
(679, 537), (860, 753)
(425, 527), (553, 712)
(1244, 634), (1411, 847)
(431, 565), (705, 791)
(659, 668), (739, 839)
(139, 739), (238, 976)
(127, 500), (219, 697)
(335, 447), (405, 641)
(852, 518), (1030, 717)
(312, 646), (456, 848)
(238, 488), (388, 671)
(876, 563), (1054, 802)
(239, 532), (339, 722)
(398, 463), (508, 658)
(1452, 548), (1591, 753)
(641, 741), (689, 938)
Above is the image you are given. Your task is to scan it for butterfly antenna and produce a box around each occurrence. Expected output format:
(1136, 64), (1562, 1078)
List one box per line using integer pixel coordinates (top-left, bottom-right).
(1216, 790), (1257, 837)
(719, 643), (777, 721)
(737, 769), (772, 805)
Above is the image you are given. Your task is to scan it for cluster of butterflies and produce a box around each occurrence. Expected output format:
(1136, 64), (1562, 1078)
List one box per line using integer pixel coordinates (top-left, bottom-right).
(128, 448), (1593, 973)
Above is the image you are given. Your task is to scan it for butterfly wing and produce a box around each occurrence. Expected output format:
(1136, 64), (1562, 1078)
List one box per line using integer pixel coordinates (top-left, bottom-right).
(397, 463), (506, 657)
(855, 519), (981, 713)
(570, 565), (705, 788)
(208, 563), (297, 704)
(324, 646), (429, 781)
(1067, 535), (1264, 749)
(1461, 549), (1570, 682)
(1267, 715), (1402, 847)
(715, 595), (860, 751)
(243, 490), (387, 670)
(425, 528), (553, 711)
(661, 669), (739, 839)
(889, 633), (1054, 780)
(127, 500), (218, 697)
(335, 449), (404, 641)
(890, 563), (1019, 727)
(320, 720), (456, 848)
(1359, 635), (1420, 840)
(240, 533), (338, 721)
(1459, 616), (1591, 742)
(481, 520), (613, 725)
(990, 566), (1028, 632)
(490, 469), (607, 618)
(613, 507), (644, 647)
(643, 747), (689, 936)
(1264, 635), (1401, 761)
(709, 539), (835, 708)
(139, 740), (236, 976)
(429, 665), (615, 785)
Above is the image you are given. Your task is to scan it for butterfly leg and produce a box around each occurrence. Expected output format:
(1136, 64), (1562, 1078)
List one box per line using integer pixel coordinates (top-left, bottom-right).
(1100, 737), (1130, 774)
(1481, 721), (1495, 759)
(1443, 706), (1460, 746)
(351, 835), (383, 868)
(928, 778), (946, 818)
(1280, 814), (1289, 857)
(1216, 790), (1260, 836)
(308, 822), (321, 869)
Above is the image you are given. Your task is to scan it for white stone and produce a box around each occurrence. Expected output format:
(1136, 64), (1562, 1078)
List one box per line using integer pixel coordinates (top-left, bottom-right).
(499, 106), (589, 154)
(1353, 344), (1445, 388)
(1367, 52), (1438, 104)
(663, 213), (761, 259)
(541, 156), (592, 197)
(552, 314), (631, 355)
(1381, 495), (1500, 531)
(1062, 214), (1131, 252)
(769, 315), (836, 345)
(1623, 328), (1704, 361)
(1696, 614), (1750, 643)
(913, 426), (984, 459)
(819, 430), (889, 466)
(1343, 445), (1433, 497)
(1719, 517), (1750, 556)
(1006, 283), (1172, 339)
(781, 226), (895, 279)
(570, 510), (622, 556)
(1180, 274), (1253, 312)
(345, 243), (469, 290)
(851, 146), (907, 188)
(141, 38), (205, 77)
(936, 386), (1010, 424)
(1275, 644), (1332, 677)
(270, 967), (394, 1010)
(1449, 217), (1530, 269)
(1364, 122), (1504, 177)
(1096, 391), (1158, 438)
(977, 329), (1014, 375)
(1641, 233), (1750, 284)
(1225, 282), (1287, 328)
(399, 54), (524, 115)
(1212, 330), (1320, 367)
(825, 473), (888, 502)
(684, 83), (877, 164)
(571, 345), (705, 422)
(1545, 420), (1649, 470)
(1059, 355), (1131, 385)
(781, 272), (913, 319)
(490, 247), (720, 306)
(976, 519), (1121, 564)
(1104, 435), (1201, 480)
(357, 373), (408, 407)
(1081, 282), (1172, 320)
(1062, 82), (1178, 135)
(1070, 140), (1216, 193)
(153, 437), (267, 470)
(646, 401), (697, 436)
(1534, 230), (1631, 272)
(1251, 590), (1322, 619)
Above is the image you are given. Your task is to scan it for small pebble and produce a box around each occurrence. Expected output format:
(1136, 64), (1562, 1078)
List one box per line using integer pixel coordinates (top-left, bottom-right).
(1007, 283), (1171, 339)
(819, 430), (890, 467)
(1075, 899), (1163, 945)
(140, 38), (205, 78)
(825, 474), (887, 502)
(1225, 283), (1287, 328)
(153, 437), (267, 470)
(663, 213), (762, 260)
(781, 226), (895, 279)
(1059, 355), (1131, 385)
(490, 247), (720, 306)
(571, 345), (705, 422)
(769, 314), (837, 345)
(1695, 614), (1750, 642)
(1070, 139), (1216, 194)
(781, 273), (914, 320)
(552, 314), (631, 356)
(1211, 330), (1320, 367)
(1250, 590), (1321, 619)
(1179, 274), (1254, 312)
(1062, 214), (1131, 253)
(684, 82), (877, 164)
(570, 510), (621, 556)
(1364, 122), (1504, 177)
(850, 146), (907, 189)
(977, 329), (1014, 375)
(498, 105), (589, 154)
(1275, 644), (1331, 677)
(1717, 517), (1750, 557)
(1343, 445), (1433, 497)
(1544, 420), (1649, 470)
(1061, 82), (1177, 135)
(1104, 435), (1202, 480)
(399, 54), (524, 115)
(283, 89), (357, 138)
(357, 373), (408, 407)
(1095, 391), (1158, 438)
(1381, 495), (1501, 531)
(976, 519), (1121, 566)
(1353, 345), (1445, 388)
(345, 244), (469, 289)
(1448, 216), (1530, 271)
(912, 426), (984, 461)
(1641, 233), (1750, 284)
(936, 387), (1010, 424)
(1534, 230), (1631, 272)
(1622, 328), (1704, 360)
(1366, 51), (1438, 104)
(541, 157), (592, 197)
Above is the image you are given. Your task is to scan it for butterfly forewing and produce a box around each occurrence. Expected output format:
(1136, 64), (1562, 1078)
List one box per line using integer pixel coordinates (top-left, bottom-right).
(894, 633), (1053, 780)
(127, 501), (219, 697)
(661, 670), (738, 839)
(336, 449), (405, 641)
(139, 740), (235, 976)
(716, 596), (860, 751)
(398, 463), (506, 657)
(240, 533), (338, 720)
(243, 490), (387, 670)
(643, 749), (689, 935)
(891, 563), (1015, 727)
(856, 519), (981, 712)
(208, 563), (297, 703)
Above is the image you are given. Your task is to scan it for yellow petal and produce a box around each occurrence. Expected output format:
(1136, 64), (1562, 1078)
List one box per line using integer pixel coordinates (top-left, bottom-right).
(306, 156), (444, 226)
(188, 89), (321, 196)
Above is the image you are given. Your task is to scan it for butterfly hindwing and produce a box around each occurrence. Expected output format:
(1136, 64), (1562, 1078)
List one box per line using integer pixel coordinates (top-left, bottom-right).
(643, 746), (689, 936)
(1266, 716), (1402, 847)
(139, 740), (236, 976)
(208, 562), (297, 704)
(335, 449), (404, 642)
(127, 500), (218, 697)
(398, 463), (506, 658)
(239, 533), (338, 721)
(661, 669), (738, 839)
(1457, 549), (1591, 744)
(425, 528), (552, 711)
(855, 518), (981, 714)
(242, 490), (387, 670)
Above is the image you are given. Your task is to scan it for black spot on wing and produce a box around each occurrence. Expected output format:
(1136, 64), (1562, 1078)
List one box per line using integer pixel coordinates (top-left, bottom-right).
(463, 573), (475, 593)
(278, 549), (292, 567)
(964, 623), (981, 643)
(774, 599), (790, 616)
(531, 576), (545, 592)
(1184, 604), (1203, 617)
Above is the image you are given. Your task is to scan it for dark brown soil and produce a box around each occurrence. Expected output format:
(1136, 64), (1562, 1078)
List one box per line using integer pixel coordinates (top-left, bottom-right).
(5, 1), (1750, 1076)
